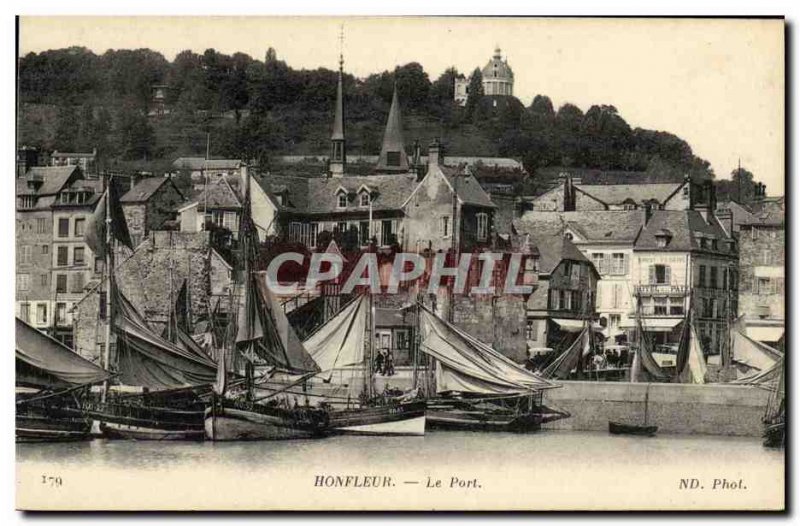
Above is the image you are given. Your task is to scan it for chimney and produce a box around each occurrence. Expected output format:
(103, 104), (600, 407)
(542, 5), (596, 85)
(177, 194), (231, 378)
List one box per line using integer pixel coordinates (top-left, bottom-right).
(428, 139), (442, 168)
(644, 203), (654, 226)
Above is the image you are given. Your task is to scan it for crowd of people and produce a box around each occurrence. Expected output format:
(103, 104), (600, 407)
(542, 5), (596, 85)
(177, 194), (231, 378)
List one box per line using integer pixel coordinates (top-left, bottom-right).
(374, 349), (395, 376)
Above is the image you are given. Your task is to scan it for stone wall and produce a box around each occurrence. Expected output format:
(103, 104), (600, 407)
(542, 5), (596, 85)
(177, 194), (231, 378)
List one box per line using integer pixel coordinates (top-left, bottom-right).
(738, 224), (785, 320)
(451, 294), (528, 362)
(543, 381), (770, 436)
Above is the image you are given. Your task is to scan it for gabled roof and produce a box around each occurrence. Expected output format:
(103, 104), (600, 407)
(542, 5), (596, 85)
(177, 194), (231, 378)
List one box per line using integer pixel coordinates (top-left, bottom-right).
(575, 183), (684, 206)
(439, 166), (496, 208)
(172, 157), (242, 171)
(514, 210), (645, 243)
(518, 231), (590, 275)
(190, 176), (242, 210)
(255, 173), (418, 215)
(635, 210), (733, 252)
(20, 166), (80, 196)
(120, 177), (176, 203)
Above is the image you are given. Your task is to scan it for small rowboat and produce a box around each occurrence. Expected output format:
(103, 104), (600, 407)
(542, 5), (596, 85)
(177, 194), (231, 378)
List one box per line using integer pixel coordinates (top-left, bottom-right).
(608, 421), (658, 436)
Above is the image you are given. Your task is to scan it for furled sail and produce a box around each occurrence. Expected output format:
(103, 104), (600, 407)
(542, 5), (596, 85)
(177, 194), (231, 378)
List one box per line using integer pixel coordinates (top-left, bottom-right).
(731, 327), (782, 374)
(418, 305), (557, 395)
(732, 356), (783, 387)
(16, 318), (112, 388)
(84, 179), (133, 257)
(540, 327), (590, 379)
(114, 284), (219, 389)
(677, 324), (707, 384)
(255, 272), (320, 373)
(636, 318), (671, 381)
(304, 295), (368, 373)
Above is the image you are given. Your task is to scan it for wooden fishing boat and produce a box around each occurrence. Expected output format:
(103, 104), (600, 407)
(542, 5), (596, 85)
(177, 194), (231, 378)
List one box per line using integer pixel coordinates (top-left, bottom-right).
(329, 400), (426, 436)
(415, 304), (566, 433)
(16, 392), (93, 443)
(204, 395), (329, 441)
(608, 421), (658, 436)
(303, 294), (427, 436)
(16, 318), (112, 443)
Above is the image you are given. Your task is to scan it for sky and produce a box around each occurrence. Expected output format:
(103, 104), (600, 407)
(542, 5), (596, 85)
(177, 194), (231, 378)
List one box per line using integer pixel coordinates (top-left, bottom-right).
(18, 16), (785, 194)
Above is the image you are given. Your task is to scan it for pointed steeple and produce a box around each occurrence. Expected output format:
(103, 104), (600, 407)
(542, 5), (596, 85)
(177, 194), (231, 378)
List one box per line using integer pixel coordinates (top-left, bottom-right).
(330, 28), (346, 177)
(375, 85), (409, 173)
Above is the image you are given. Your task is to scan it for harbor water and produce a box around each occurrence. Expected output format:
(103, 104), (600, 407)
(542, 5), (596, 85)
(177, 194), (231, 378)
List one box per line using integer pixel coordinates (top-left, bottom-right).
(16, 430), (784, 510)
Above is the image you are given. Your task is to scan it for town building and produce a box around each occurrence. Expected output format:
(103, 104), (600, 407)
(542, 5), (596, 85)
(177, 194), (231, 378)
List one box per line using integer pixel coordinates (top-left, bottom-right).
(515, 210), (644, 344)
(735, 195), (785, 348)
(528, 173), (695, 212)
(171, 157), (244, 190)
(454, 47), (515, 106)
(16, 165), (102, 346)
(149, 84), (172, 116)
(511, 230), (600, 353)
(51, 149), (97, 176)
(120, 176), (185, 247)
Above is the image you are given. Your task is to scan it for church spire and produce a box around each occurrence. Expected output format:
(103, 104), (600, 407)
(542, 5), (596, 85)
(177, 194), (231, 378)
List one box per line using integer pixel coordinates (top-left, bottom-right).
(375, 84), (409, 173)
(330, 26), (346, 177)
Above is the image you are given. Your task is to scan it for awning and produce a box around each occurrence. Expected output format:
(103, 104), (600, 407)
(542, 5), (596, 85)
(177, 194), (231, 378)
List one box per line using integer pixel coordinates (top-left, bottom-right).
(619, 318), (684, 332)
(552, 318), (603, 333)
(746, 325), (784, 343)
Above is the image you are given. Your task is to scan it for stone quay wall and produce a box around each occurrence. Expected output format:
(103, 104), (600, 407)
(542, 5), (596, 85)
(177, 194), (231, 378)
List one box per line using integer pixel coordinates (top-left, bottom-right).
(542, 381), (770, 437)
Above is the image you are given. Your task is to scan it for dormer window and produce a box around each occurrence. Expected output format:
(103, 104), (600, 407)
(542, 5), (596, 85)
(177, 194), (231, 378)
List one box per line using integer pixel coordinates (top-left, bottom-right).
(60, 192), (70, 204)
(337, 193), (347, 208)
(655, 229), (673, 248)
(360, 192), (370, 207)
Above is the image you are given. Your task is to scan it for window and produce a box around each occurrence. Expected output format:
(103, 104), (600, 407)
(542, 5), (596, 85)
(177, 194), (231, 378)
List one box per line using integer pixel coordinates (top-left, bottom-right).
(654, 297), (668, 315)
(649, 264), (671, 285)
(722, 268), (728, 290)
(19, 303), (30, 323)
(592, 253), (606, 275)
(56, 246), (68, 267)
(74, 218), (85, 237)
(99, 295), (107, 320)
(549, 289), (560, 310)
(337, 193), (347, 208)
(611, 253), (627, 275)
(440, 216), (451, 238)
(58, 218), (69, 237)
(386, 151), (401, 167)
(711, 239), (718, 251)
(60, 192), (70, 204)
(36, 217), (47, 234)
(526, 319), (537, 341)
(710, 267), (718, 289)
(223, 211), (238, 231)
(571, 290), (582, 313)
(698, 265), (706, 287)
(56, 302), (67, 325)
(20, 196), (35, 208)
(682, 186), (689, 197)
(40, 274), (47, 287)
(72, 272), (85, 293)
(476, 213), (488, 241)
(336, 221), (347, 234)
(757, 277), (775, 295)
(762, 250), (772, 265)
(36, 304), (47, 324)
(559, 290), (567, 311)
(42, 244), (49, 255)
(670, 298), (685, 316)
(56, 274), (67, 293)
(359, 192), (370, 207)
(563, 261), (572, 278)
(73, 247), (85, 266)
(359, 221), (370, 245)
(17, 273), (30, 291)
(20, 245), (32, 265)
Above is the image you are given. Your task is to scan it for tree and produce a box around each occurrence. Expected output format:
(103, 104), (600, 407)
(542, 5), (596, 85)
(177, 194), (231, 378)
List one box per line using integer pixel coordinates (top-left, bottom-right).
(464, 68), (484, 121)
(116, 102), (155, 160)
(394, 62), (431, 111)
(715, 166), (757, 203)
(53, 105), (79, 151)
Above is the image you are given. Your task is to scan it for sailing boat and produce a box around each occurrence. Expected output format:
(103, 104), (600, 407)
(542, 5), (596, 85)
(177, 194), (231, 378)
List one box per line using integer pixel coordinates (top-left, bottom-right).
(84, 175), (219, 440)
(417, 303), (567, 431)
(609, 385), (658, 436)
(303, 294), (426, 436)
(762, 357), (785, 448)
(204, 169), (329, 441)
(16, 318), (112, 442)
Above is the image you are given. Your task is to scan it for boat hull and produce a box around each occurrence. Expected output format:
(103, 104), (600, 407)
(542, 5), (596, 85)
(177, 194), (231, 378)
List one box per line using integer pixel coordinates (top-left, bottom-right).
(16, 413), (92, 443)
(87, 402), (206, 441)
(204, 401), (329, 441)
(763, 422), (785, 449)
(330, 401), (426, 436)
(425, 396), (567, 432)
(608, 421), (658, 436)
(99, 421), (205, 441)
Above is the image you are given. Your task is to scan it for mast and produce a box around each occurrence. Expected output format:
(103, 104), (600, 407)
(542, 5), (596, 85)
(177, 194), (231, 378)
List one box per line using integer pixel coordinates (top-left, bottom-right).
(365, 197), (375, 399)
(101, 174), (114, 403)
(203, 133), (210, 232)
(643, 384), (650, 425)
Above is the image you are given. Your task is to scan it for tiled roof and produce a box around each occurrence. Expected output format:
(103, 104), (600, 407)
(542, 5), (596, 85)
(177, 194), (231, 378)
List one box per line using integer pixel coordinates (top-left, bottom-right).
(514, 210), (645, 243)
(575, 183), (683, 206)
(534, 166), (685, 186)
(120, 177), (171, 203)
(172, 157), (242, 171)
(439, 166), (496, 208)
(189, 177), (242, 210)
(746, 197), (785, 226)
(635, 210), (733, 252)
(512, 221), (590, 274)
(19, 166), (79, 196)
(52, 151), (95, 158)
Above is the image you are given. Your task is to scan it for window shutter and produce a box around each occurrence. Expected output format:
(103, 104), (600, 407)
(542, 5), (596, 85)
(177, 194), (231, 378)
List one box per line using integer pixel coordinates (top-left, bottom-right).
(664, 266), (671, 285)
(623, 255), (629, 275)
(648, 265), (655, 284)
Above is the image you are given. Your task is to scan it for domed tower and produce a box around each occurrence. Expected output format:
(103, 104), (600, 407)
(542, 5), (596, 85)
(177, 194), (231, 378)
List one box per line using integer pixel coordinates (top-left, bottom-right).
(481, 46), (514, 97)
